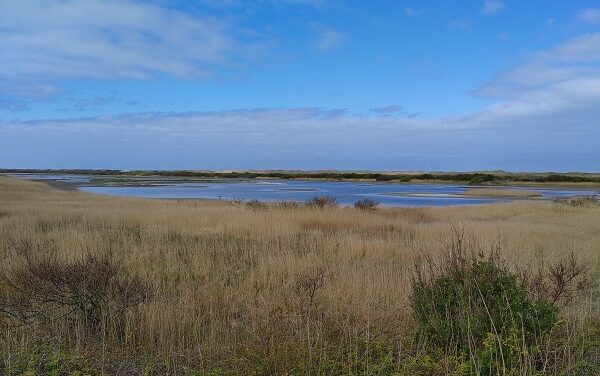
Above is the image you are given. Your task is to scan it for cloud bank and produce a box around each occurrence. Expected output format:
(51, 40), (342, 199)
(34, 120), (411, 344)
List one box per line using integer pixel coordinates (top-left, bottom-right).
(1, 98), (597, 171)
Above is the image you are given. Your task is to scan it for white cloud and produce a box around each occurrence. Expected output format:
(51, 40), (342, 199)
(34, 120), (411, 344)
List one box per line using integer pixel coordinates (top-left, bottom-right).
(477, 33), (600, 97)
(482, 0), (505, 16)
(0, 0), (258, 91)
(579, 8), (600, 24)
(313, 25), (345, 51)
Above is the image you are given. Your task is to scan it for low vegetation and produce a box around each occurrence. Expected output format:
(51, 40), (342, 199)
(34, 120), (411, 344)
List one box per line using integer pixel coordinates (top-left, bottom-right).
(0, 176), (599, 374)
(354, 198), (379, 210)
(464, 188), (543, 198)
(306, 195), (338, 208)
(4, 169), (600, 185)
(411, 227), (591, 375)
(554, 196), (599, 207)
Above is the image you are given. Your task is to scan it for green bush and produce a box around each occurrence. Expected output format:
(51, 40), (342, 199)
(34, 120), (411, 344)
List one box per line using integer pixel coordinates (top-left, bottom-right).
(410, 234), (558, 375)
(468, 173), (496, 185)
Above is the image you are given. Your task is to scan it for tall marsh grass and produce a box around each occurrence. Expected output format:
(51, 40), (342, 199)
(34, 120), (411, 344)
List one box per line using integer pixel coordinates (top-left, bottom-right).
(0, 176), (598, 374)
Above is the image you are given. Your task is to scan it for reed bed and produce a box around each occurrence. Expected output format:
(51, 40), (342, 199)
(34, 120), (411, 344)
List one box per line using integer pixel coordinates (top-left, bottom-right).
(0, 176), (598, 375)
(463, 188), (543, 198)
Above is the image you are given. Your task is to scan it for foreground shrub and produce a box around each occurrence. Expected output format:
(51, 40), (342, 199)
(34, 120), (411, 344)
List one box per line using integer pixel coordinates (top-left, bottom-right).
(1, 241), (151, 335)
(354, 198), (379, 210)
(410, 230), (558, 375)
(307, 196), (338, 208)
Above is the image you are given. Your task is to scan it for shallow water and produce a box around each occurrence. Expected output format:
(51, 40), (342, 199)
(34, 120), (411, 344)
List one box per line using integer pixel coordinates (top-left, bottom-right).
(12, 174), (599, 207)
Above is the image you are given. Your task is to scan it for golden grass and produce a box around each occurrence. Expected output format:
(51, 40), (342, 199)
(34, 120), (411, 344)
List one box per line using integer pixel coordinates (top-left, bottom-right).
(464, 187), (543, 198)
(0, 175), (599, 372)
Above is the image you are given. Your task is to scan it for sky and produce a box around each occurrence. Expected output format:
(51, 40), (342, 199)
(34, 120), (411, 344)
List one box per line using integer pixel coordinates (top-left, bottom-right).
(0, 0), (599, 172)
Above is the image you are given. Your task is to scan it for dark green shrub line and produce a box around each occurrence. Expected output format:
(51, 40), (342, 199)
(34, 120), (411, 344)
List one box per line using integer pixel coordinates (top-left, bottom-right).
(3, 169), (600, 184)
(232, 196), (378, 211)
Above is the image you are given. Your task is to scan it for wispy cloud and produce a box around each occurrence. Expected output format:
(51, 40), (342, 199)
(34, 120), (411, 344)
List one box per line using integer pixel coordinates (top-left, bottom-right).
(278, 0), (329, 7)
(449, 19), (471, 29)
(482, 0), (505, 16)
(370, 105), (403, 114)
(196, 0), (330, 9)
(476, 33), (600, 97)
(404, 7), (425, 17)
(578, 8), (600, 24)
(0, 0), (263, 95)
(0, 99), (29, 112)
(370, 105), (419, 118)
(312, 25), (345, 51)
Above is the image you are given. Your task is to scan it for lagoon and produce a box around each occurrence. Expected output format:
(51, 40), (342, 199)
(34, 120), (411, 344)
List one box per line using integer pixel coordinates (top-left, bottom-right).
(12, 174), (599, 207)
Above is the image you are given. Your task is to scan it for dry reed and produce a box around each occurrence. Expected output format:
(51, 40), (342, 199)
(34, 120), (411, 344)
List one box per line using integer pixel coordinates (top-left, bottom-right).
(0, 176), (598, 374)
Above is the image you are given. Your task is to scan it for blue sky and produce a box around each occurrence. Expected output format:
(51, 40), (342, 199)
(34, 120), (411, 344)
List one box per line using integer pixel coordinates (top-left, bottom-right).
(1, 0), (599, 171)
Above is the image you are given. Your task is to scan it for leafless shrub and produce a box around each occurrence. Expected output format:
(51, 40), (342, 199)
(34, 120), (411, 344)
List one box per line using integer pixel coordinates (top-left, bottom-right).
(520, 252), (589, 306)
(224, 197), (245, 207)
(306, 196), (338, 209)
(245, 199), (268, 211)
(0, 241), (151, 335)
(354, 198), (379, 211)
(294, 266), (326, 308)
(440, 227), (589, 307)
(554, 196), (599, 207)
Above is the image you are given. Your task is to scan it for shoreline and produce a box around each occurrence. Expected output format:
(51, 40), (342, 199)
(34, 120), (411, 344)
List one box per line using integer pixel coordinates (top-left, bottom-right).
(8, 174), (597, 206)
(4, 172), (600, 191)
(2, 169), (600, 189)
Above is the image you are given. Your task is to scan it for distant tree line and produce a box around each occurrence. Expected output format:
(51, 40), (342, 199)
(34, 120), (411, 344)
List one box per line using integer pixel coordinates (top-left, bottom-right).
(2, 169), (599, 184)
